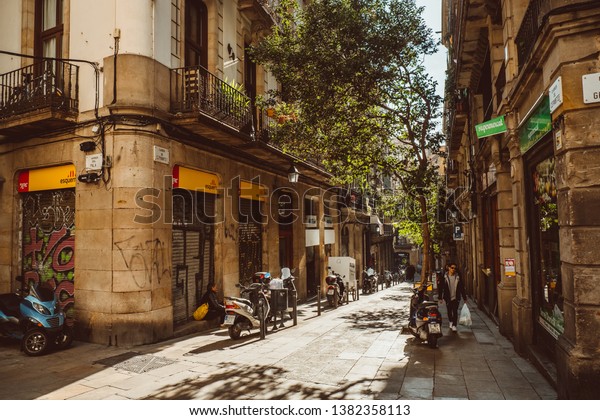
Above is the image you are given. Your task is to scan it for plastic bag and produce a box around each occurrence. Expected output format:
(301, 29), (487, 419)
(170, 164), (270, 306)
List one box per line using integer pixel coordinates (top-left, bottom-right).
(459, 304), (472, 326)
(193, 303), (209, 321)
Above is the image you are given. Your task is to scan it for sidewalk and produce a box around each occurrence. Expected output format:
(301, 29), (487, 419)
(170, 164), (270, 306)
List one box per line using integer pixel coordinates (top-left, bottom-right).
(0, 281), (556, 400)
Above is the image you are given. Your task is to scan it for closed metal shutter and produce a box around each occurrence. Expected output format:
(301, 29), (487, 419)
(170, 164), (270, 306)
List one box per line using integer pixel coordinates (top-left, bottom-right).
(21, 189), (76, 323)
(172, 190), (215, 326)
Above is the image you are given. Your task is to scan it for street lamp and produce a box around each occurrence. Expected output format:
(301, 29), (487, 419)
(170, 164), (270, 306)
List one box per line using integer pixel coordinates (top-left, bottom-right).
(287, 165), (300, 183)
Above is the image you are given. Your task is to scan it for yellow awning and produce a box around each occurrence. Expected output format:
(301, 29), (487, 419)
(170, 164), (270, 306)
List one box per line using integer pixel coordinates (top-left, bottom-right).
(18, 164), (76, 192)
(173, 165), (220, 194)
(240, 180), (268, 201)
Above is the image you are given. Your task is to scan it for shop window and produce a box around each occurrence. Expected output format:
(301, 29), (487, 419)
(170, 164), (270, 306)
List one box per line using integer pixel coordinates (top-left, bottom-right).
(532, 156), (563, 336)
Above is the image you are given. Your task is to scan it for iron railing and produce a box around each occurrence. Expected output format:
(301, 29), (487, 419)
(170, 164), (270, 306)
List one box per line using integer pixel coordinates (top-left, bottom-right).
(515, 0), (551, 71)
(171, 65), (253, 133)
(0, 60), (79, 119)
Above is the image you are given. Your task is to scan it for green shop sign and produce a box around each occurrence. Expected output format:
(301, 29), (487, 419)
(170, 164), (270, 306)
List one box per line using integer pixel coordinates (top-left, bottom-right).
(519, 96), (552, 153)
(475, 115), (507, 139)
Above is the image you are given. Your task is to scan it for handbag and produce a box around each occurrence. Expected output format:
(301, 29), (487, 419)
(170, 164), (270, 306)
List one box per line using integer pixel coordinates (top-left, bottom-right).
(459, 303), (472, 326)
(193, 303), (209, 321)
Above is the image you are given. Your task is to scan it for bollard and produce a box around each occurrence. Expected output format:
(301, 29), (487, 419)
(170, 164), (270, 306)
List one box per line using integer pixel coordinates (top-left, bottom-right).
(292, 290), (298, 326)
(259, 301), (266, 340)
(317, 285), (321, 316)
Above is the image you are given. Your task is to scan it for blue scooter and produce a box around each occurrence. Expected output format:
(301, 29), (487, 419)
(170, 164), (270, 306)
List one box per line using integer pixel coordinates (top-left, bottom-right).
(0, 276), (73, 356)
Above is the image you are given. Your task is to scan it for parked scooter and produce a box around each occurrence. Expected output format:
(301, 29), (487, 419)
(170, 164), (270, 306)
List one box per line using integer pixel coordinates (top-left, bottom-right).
(324, 267), (345, 308)
(362, 267), (377, 294)
(268, 268), (298, 327)
(223, 272), (272, 340)
(383, 270), (392, 288)
(0, 276), (73, 356)
(407, 280), (443, 348)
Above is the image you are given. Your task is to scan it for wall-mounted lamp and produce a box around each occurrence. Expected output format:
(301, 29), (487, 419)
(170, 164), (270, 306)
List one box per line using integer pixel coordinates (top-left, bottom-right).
(227, 43), (236, 61)
(287, 165), (300, 183)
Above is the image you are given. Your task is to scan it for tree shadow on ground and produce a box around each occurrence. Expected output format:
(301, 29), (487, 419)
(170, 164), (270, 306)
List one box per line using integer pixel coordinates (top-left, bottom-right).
(144, 361), (373, 400)
(340, 307), (410, 331)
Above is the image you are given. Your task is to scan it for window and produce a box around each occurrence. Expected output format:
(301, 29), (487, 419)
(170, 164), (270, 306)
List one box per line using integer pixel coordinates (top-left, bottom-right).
(185, 0), (208, 67)
(171, 0), (182, 67)
(35, 0), (63, 59)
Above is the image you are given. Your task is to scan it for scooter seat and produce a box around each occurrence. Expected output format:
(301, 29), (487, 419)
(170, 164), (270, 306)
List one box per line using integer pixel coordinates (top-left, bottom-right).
(418, 300), (438, 308)
(0, 294), (21, 318)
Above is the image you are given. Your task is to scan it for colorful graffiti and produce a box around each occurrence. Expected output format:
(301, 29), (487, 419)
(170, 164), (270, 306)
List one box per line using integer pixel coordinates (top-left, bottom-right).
(22, 190), (75, 325)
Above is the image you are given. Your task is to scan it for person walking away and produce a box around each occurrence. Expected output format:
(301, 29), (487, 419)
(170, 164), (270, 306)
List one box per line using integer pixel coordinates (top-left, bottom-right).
(439, 263), (467, 331)
(199, 282), (226, 324)
(405, 264), (416, 283)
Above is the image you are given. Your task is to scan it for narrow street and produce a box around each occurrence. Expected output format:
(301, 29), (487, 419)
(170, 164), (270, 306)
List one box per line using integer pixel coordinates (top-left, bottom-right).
(0, 281), (556, 400)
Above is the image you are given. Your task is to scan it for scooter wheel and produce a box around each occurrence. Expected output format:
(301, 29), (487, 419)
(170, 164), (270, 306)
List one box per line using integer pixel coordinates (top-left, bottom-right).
(428, 335), (438, 349)
(228, 321), (243, 340)
(22, 328), (49, 356)
(54, 327), (74, 350)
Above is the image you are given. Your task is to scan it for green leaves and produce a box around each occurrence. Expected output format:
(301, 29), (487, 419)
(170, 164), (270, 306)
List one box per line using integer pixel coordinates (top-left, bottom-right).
(251, 0), (445, 266)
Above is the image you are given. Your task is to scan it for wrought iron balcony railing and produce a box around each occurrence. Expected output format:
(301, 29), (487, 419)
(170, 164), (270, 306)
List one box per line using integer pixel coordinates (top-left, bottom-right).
(171, 65), (253, 133)
(0, 60), (79, 119)
(515, 0), (551, 71)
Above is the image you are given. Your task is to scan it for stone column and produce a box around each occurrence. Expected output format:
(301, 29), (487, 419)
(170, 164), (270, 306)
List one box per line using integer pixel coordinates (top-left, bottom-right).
(494, 137), (516, 337)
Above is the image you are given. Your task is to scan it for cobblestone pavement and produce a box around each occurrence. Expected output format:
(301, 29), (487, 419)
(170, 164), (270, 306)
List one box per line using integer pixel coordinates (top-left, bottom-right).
(0, 281), (556, 400)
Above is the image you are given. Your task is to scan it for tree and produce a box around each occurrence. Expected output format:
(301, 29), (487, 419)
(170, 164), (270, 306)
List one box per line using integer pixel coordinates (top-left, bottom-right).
(250, 0), (444, 277)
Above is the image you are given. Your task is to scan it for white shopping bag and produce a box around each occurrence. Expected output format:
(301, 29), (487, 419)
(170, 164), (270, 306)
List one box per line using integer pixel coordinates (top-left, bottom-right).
(459, 304), (472, 326)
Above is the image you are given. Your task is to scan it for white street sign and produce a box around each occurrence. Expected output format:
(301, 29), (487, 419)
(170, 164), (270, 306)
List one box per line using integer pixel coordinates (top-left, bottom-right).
(549, 77), (562, 113)
(582, 72), (600, 104)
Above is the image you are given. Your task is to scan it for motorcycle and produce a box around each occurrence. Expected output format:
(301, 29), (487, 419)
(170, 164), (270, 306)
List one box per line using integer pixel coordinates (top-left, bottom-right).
(324, 267), (345, 308)
(399, 266), (407, 282)
(268, 267), (298, 328)
(223, 272), (272, 340)
(362, 268), (377, 294)
(383, 270), (392, 288)
(0, 276), (73, 356)
(407, 280), (443, 348)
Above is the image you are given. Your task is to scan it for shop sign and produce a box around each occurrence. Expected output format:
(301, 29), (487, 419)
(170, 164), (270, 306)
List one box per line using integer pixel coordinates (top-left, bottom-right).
(240, 180), (268, 202)
(172, 165), (219, 194)
(475, 115), (507, 139)
(549, 77), (563, 113)
(504, 258), (516, 277)
(18, 164), (76, 192)
(582, 72), (600, 104)
(519, 96), (552, 153)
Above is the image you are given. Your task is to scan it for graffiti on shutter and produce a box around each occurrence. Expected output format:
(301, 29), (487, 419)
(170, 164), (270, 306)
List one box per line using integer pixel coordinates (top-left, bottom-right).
(21, 189), (76, 325)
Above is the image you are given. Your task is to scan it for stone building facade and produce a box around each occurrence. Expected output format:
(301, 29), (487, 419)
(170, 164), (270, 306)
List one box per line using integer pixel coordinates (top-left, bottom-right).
(443, 0), (600, 398)
(0, 0), (393, 347)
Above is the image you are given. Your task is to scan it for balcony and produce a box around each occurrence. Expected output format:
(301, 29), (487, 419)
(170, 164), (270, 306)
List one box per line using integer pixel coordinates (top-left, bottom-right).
(239, 0), (277, 28)
(515, 0), (551, 72)
(171, 65), (254, 144)
(0, 60), (79, 136)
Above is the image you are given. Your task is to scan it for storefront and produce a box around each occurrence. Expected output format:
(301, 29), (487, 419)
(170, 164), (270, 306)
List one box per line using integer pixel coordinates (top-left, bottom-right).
(238, 180), (266, 283)
(521, 97), (563, 361)
(18, 164), (76, 325)
(171, 165), (217, 326)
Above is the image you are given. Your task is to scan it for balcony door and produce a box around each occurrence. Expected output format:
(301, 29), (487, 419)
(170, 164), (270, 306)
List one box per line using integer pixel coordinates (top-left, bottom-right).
(185, 0), (208, 68)
(35, 0), (63, 60)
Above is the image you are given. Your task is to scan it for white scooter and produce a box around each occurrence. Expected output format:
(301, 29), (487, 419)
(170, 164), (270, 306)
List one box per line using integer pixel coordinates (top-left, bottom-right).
(223, 273), (271, 340)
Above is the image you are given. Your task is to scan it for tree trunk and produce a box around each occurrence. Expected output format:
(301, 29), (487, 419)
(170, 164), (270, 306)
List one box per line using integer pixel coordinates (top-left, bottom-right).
(418, 193), (431, 284)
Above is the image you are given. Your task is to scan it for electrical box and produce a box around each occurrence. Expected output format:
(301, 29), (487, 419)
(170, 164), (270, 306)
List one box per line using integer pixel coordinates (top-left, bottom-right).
(327, 257), (357, 290)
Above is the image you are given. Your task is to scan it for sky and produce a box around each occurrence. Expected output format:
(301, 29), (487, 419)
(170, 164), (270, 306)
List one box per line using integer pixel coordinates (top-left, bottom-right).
(416, 0), (447, 98)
